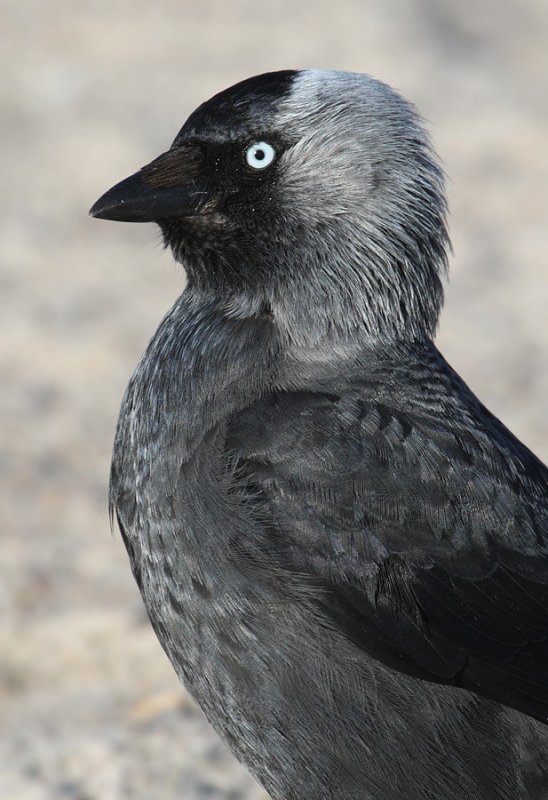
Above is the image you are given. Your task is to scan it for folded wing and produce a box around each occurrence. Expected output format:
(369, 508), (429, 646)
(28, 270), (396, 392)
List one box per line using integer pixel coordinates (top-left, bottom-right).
(227, 378), (548, 722)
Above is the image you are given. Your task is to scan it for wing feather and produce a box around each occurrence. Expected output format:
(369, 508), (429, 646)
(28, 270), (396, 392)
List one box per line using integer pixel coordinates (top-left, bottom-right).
(227, 372), (548, 721)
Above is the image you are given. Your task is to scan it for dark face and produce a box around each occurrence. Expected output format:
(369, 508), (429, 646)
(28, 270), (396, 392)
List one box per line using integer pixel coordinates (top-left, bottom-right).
(157, 131), (294, 290)
(90, 71), (300, 292)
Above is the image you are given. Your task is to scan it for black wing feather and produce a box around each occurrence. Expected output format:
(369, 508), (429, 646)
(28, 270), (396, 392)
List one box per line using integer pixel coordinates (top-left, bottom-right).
(227, 356), (548, 721)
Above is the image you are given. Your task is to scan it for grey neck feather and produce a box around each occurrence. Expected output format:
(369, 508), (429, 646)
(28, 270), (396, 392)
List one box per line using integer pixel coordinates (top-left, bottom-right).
(267, 70), (450, 345)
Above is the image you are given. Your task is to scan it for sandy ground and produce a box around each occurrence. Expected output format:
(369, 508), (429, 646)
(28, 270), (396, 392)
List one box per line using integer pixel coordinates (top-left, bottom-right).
(2, 1), (547, 798)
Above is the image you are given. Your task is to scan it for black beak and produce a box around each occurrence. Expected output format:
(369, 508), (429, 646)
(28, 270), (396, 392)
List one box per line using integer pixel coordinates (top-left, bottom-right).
(89, 144), (209, 223)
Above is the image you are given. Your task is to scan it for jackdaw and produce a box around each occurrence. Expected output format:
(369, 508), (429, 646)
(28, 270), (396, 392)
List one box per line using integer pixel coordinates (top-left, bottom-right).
(90, 70), (548, 799)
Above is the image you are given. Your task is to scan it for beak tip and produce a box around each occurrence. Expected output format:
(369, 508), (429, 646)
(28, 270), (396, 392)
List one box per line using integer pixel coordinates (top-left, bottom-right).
(88, 186), (140, 222)
(88, 167), (148, 222)
(88, 197), (120, 220)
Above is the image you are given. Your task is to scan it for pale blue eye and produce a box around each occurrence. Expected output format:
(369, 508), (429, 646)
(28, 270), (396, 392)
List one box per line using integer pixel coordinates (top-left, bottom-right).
(245, 142), (276, 169)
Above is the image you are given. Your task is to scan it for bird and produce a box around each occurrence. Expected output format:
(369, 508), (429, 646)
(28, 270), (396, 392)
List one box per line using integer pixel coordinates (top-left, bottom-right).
(90, 70), (548, 799)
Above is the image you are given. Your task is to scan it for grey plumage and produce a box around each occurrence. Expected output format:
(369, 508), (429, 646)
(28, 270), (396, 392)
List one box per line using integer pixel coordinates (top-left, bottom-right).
(91, 70), (548, 799)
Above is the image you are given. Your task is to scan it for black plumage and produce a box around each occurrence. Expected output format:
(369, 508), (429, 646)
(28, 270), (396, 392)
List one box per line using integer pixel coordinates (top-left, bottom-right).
(91, 70), (548, 799)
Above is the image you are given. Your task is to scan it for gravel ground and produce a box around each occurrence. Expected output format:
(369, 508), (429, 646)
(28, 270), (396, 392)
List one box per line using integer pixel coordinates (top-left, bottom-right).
(2, 2), (547, 798)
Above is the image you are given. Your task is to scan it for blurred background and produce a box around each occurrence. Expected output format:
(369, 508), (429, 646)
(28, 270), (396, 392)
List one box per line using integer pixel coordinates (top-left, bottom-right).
(2, 1), (547, 798)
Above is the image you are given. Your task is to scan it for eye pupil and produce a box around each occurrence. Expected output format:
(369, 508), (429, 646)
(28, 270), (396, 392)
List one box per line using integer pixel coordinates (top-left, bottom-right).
(255, 150), (265, 160)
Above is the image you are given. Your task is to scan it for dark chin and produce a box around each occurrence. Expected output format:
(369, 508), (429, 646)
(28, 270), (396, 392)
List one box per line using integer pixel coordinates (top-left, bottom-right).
(160, 212), (232, 242)
(159, 216), (247, 288)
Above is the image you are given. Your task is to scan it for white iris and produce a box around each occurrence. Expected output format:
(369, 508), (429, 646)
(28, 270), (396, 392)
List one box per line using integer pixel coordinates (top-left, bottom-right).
(245, 142), (275, 170)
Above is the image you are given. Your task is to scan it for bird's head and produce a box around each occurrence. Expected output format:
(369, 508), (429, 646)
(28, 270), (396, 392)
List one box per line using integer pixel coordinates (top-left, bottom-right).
(91, 70), (449, 344)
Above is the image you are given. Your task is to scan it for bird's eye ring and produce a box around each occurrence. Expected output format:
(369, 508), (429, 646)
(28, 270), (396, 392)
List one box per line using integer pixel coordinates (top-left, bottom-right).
(245, 142), (276, 170)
